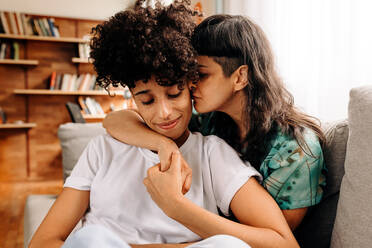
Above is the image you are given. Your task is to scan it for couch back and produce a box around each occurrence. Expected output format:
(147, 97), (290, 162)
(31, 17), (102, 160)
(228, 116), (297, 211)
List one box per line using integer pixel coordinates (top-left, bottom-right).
(295, 120), (348, 248)
(57, 122), (106, 181)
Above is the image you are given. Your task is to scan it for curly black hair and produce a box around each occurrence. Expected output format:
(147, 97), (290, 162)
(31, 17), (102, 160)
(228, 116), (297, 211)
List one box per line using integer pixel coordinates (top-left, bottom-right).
(90, 0), (199, 90)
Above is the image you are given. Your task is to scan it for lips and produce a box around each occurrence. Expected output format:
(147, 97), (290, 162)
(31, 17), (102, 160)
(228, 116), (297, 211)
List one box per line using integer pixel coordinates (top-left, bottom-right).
(157, 117), (181, 130)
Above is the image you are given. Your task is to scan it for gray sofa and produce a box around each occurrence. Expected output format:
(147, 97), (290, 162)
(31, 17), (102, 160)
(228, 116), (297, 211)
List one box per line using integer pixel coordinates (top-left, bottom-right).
(24, 85), (372, 247)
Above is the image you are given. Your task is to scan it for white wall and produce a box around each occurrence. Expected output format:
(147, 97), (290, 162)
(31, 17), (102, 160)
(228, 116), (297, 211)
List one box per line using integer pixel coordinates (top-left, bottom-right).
(1, 0), (134, 20)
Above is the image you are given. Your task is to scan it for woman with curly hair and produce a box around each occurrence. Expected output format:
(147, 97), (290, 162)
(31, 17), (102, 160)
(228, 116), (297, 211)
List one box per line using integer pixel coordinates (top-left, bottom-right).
(104, 6), (327, 235)
(29, 1), (299, 247)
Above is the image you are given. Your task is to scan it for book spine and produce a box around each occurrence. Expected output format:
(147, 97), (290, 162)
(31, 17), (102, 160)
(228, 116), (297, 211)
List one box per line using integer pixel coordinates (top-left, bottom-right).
(20, 14), (28, 35)
(6, 12), (17, 34)
(0, 43), (6, 59)
(55, 73), (62, 90)
(31, 18), (40, 35)
(49, 71), (57, 90)
(42, 18), (51, 36)
(47, 18), (56, 37)
(37, 18), (47, 36)
(15, 12), (24, 35)
(12, 42), (19, 60)
(0, 12), (9, 34)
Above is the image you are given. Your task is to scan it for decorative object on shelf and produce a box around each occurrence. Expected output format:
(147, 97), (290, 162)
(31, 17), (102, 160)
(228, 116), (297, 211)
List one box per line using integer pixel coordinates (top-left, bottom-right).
(65, 102), (86, 123)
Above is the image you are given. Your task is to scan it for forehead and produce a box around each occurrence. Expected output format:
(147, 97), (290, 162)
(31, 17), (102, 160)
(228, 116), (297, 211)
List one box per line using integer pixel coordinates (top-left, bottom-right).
(197, 56), (219, 69)
(132, 79), (179, 95)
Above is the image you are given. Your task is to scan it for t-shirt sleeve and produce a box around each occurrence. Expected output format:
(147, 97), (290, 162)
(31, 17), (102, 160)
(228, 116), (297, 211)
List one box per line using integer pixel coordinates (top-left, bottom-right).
(261, 132), (326, 210)
(63, 137), (101, 191)
(207, 137), (262, 216)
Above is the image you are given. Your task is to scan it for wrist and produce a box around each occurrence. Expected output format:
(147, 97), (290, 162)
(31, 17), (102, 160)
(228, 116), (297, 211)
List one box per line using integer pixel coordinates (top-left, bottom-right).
(157, 137), (176, 152)
(167, 195), (189, 220)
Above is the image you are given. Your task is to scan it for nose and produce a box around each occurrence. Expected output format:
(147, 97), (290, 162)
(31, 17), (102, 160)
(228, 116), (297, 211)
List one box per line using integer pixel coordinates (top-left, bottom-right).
(188, 81), (197, 93)
(157, 98), (172, 120)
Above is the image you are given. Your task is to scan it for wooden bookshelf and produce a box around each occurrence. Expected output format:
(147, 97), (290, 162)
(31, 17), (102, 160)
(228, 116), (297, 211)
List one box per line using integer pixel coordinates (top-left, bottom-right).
(0, 59), (39, 66)
(0, 123), (37, 129)
(13, 89), (125, 96)
(82, 114), (106, 123)
(72, 57), (90, 63)
(0, 34), (88, 43)
(0, 13), (127, 181)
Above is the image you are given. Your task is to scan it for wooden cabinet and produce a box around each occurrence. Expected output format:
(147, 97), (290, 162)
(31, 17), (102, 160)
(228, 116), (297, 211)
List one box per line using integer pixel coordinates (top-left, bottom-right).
(0, 13), (125, 181)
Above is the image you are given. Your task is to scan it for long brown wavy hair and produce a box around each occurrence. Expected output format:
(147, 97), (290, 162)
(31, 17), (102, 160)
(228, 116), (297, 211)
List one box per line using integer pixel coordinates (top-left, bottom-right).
(192, 14), (325, 169)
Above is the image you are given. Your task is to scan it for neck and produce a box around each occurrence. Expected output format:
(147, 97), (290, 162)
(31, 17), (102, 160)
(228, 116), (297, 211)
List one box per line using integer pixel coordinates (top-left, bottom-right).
(218, 91), (248, 140)
(174, 129), (190, 147)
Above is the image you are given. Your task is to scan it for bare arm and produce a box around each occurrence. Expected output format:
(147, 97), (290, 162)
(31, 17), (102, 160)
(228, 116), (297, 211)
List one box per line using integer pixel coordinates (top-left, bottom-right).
(144, 153), (299, 248)
(103, 109), (170, 152)
(105, 111), (306, 230)
(168, 179), (299, 248)
(28, 188), (90, 248)
(282, 208), (308, 231)
(104, 110), (178, 171)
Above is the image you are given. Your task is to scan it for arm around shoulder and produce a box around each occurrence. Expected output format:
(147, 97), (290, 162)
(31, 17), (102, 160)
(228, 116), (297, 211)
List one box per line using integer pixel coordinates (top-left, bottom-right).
(28, 188), (89, 248)
(103, 109), (171, 152)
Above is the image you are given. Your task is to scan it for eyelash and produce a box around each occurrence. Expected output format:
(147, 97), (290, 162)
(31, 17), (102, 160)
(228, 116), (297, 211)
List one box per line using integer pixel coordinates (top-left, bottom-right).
(199, 73), (208, 78)
(168, 92), (182, 98)
(142, 99), (154, 105)
(141, 92), (182, 105)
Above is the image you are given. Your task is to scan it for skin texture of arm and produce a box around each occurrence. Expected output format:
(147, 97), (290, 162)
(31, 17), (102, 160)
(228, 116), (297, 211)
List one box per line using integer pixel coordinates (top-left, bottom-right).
(283, 208), (308, 230)
(28, 188), (90, 248)
(144, 152), (299, 248)
(104, 110), (307, 229)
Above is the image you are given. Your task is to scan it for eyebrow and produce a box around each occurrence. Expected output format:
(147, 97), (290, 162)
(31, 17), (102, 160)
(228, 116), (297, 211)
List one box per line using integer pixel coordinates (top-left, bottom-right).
(133, 89), (150, 96)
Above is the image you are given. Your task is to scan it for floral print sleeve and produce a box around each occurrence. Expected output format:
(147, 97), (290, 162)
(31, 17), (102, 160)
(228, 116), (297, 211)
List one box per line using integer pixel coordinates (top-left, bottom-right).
(260, 129), (326, 210)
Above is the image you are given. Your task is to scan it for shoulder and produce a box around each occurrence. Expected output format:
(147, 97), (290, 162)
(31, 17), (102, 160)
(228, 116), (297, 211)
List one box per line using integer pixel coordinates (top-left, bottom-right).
(90, 133), (136, 153)
(261, 128), (326, 209)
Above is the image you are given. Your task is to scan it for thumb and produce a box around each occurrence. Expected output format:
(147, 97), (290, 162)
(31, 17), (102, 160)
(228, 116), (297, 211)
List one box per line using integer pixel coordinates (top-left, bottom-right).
(169, 151), (182, 174)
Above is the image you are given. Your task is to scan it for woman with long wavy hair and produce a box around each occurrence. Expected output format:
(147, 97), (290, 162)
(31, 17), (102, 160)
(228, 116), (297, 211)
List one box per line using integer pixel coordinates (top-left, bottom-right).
(104, 14), (327, 232)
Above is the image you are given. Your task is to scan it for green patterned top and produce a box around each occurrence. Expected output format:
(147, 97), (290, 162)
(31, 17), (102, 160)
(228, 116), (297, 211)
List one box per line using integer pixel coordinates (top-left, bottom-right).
(189, 112), (326, 210)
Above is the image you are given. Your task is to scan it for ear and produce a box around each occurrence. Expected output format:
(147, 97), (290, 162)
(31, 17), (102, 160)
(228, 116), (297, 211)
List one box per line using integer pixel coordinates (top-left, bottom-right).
(232, 65), (248, 92)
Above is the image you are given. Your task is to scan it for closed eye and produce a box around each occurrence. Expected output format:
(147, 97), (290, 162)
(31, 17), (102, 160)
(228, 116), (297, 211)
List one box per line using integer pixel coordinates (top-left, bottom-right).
(198, 72), (208, 79)
(168, 92), (182, 98)
(142, 99), (154, 105)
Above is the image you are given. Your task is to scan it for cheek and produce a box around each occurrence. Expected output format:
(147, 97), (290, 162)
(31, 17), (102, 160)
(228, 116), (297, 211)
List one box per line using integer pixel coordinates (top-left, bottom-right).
(135, 105), (154, 126)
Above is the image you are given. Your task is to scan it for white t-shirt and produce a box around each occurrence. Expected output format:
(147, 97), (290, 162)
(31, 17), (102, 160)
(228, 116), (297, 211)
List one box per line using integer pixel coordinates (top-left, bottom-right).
(64, 132), (261, 244)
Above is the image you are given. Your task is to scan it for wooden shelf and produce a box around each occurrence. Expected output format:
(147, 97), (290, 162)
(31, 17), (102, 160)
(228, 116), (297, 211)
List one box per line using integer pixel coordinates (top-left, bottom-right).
(72, 57), (90, 63)
(0, 123), (37, 129)
(13, 89), (124, 96)
(82, 114), (106, 119)
(0, 34), (89, 43)
(0, 59), (39, 66)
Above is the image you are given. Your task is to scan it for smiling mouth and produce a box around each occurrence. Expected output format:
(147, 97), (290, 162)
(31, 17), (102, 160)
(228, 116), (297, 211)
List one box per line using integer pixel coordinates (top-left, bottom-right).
(157, 117), (181, 130)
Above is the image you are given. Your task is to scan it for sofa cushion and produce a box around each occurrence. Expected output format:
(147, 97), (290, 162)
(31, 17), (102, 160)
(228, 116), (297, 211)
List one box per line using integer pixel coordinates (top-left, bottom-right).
(331, 85), (372, 247)
(295, 120), (348, 248)
(24, 195), (57, 247)
(57, 123), (105, 181)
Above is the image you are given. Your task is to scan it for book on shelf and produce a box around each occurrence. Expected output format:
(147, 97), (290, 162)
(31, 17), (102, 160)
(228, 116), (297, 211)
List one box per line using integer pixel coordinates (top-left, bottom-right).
(0, 11), (60, 37)
(0, 12), (10, 34)
(0, 41), (20, 60)
(16, 12), (25, 35)
(8, 12), (17, 34)
(49, 72), (102, 92)
(0, 107), (6, 124)
(82, 97), (104, 115)
(78, 40), (91, 59)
